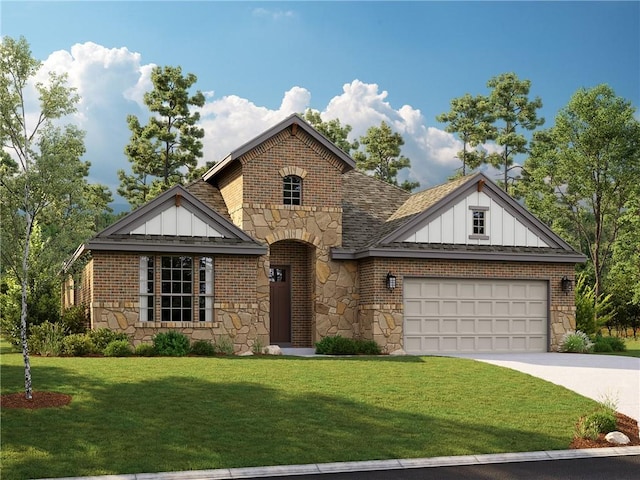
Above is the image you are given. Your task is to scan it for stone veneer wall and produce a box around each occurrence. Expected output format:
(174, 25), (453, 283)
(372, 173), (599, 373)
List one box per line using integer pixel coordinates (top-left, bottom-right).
(88, 251), (264, 352)
(224, 128), (359, 347)
(244, 205), (358, 347)
(358, 257), (576, 353)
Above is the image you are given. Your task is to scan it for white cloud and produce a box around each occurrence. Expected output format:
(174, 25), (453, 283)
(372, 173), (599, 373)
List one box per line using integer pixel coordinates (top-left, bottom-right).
(32, 42), (152, 193)
(252, 7), (295, 20)
(26, 44), (464, 204)
(320, 80), (461, 188)
(198, 86), (311, 165)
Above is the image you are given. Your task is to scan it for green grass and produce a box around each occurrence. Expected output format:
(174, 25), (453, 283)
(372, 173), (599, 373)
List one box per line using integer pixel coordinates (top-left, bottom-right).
(1, 345), (599, 480)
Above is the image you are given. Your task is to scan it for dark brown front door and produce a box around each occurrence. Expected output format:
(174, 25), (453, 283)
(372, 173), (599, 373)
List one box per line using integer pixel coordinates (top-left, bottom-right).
(269, 266), (291, 344)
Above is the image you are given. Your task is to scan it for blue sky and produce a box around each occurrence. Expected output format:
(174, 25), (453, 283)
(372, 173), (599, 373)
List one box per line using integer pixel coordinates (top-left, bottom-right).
(2, 1), (639, 206)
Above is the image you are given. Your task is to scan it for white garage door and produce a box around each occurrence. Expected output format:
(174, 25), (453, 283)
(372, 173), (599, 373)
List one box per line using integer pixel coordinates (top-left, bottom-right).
(403, 278), (548, 354)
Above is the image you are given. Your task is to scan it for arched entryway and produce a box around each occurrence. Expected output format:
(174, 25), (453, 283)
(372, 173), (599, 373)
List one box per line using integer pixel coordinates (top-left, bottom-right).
(269, 240), (314, 347)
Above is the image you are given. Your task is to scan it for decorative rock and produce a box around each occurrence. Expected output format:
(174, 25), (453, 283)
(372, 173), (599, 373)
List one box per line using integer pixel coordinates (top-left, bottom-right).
(262, 345), (282, 356)
(237, 351), (254, 356)
(389, 348), (407, 356)
(605, 431), (630, 445)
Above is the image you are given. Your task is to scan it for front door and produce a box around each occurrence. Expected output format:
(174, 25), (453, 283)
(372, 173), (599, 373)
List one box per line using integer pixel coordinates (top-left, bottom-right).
(269, 266), (291, 344)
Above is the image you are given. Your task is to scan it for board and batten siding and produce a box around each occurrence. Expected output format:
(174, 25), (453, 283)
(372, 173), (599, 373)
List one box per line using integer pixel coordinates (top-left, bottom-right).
(130, 205), (224, 237)
(401, 190), (549, 247)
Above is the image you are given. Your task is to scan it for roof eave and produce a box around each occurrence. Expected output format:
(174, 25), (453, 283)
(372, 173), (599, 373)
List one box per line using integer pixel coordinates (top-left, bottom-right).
(86, 238), (267, 256)
(332, 246), (587, 263)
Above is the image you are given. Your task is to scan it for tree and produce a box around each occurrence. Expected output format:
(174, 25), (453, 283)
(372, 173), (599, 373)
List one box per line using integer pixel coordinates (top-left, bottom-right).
(118, 66), (205, 209)
(1, 36), (110, 398)
(486, 72), (544, 190)
(436, 93), (496, 176)
(354, 121), (419, 192)
(302, 109), (359, 155)
(520, 85), (640, 311)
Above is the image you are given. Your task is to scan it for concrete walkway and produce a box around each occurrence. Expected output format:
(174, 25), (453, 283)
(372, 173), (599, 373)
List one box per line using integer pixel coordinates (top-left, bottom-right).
(447, 353), (640, 422)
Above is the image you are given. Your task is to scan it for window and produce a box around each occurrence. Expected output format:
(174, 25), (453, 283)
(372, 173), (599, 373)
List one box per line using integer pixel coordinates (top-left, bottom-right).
(472, 210), (485, 235)
(139, 256), (154, 321)
(199, 257), (214, 322)
(283, 175), (302, 205)
(469, 206), (489, 238)
(161, 256), (192, 322)
(139, 255), (214, 322)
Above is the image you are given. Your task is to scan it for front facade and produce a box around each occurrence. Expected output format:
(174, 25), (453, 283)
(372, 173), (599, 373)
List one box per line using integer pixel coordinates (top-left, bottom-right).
(63, 114), (585, 354)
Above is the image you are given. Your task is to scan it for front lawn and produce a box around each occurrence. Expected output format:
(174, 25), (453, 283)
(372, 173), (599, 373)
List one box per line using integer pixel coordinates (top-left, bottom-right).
(1, 346), (598, 479)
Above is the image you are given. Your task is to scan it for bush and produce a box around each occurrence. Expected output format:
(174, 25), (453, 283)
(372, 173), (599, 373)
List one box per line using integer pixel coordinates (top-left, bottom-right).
(213, 336), (235, 355)
(134, 343), (156, 357)
(592, 335), (626, 353)
(89, 328), (129, 353)
(153, 331), (190, 356)
(29, 322), (66, 356)
(60, 305), (88, 334)
(356, 339), (382, 355)
(559, 330), (594, 353)
(576, 410), (617, 440)
(62, 333), (94, 356)
(315, 335), (382, 355)
(190, 340), (216, 356)
(103, 339), (133, 357)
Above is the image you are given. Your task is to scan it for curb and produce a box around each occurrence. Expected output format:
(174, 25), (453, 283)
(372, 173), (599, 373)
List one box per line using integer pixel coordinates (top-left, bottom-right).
(39, 446), (640, 480)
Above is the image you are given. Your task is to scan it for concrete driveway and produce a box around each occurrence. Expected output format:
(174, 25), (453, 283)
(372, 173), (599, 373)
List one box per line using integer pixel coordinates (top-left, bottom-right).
(447, 353), (640, 423)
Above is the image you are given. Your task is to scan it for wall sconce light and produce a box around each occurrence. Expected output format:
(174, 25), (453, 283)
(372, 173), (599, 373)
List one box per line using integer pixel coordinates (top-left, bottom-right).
(561, 276), (572, 294)
(386, 272), (397, 291)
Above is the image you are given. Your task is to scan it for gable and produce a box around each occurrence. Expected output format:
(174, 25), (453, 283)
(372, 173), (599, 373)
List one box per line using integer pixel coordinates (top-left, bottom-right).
(400, 188), (550, 247)
(332, 173), (586, 263)
(128, 204), (224, 237)
(99, 185), (248, 240)
(203, 113), (356, 183)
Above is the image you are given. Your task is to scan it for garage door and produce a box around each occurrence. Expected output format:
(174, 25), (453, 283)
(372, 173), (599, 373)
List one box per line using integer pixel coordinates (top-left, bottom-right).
(403, 278), (548, 354)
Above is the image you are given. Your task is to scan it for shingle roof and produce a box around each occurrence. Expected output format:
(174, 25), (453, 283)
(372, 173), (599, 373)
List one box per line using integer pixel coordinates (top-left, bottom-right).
(341, 171), (411, 248)
(186, 179), (232, 222)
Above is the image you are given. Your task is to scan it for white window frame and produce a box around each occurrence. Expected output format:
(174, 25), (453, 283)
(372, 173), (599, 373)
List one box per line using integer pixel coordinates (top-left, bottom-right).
(469, 206), (490, 240)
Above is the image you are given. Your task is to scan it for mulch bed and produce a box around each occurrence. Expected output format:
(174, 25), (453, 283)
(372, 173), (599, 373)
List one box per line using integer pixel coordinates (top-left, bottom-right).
(569, 412), (640, 449)
(1, 391), (72, 409)
(1, 391), (638, 449)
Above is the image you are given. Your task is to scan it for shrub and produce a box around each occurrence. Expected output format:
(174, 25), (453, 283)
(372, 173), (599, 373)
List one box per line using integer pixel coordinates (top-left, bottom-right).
(559, 330), (594, 353)
(576, 410), (617, 441)
(316, 335), (356, 355)
(62, 333), (94, 356)
(29, 322), (66, 356)
(356, 339), (382, 355)
(153, 331), (190, 356)
(592, 335), (626, 353)
(134, 343), (156, 357)
(89, 328), (129, 353)
(251, 336), (265, 355)
(213, 336), (235, 355)
(103, 339), (133, 357)
(60, 305), (88, 334)
(190, 340), (216, 356)
(315, 335), (381, 355)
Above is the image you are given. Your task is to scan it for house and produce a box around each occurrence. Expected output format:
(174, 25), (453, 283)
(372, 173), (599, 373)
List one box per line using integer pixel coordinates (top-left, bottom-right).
(63, 113), (585, 354)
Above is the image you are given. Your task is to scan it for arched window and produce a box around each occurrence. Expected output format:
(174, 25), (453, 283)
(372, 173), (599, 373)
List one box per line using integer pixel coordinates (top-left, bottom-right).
(283, 175), (302, 205)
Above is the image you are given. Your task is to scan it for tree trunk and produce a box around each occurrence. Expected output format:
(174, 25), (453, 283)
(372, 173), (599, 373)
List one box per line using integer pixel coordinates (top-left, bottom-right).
(21, 210), (33, 400)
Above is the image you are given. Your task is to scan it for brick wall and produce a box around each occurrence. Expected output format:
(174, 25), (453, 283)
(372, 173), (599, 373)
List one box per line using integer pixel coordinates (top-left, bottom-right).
(240, 129), (344, 209)
(357, 257), (577, 352)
